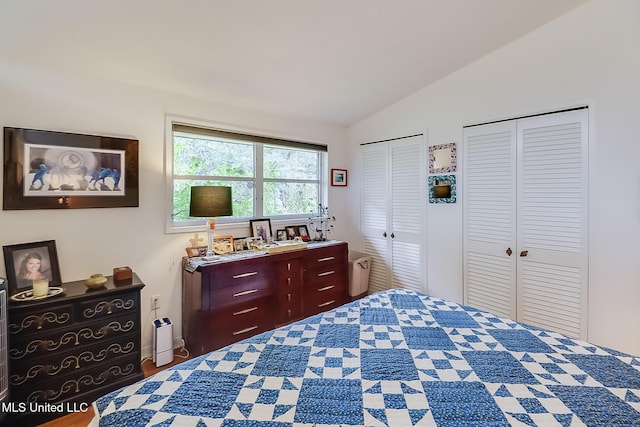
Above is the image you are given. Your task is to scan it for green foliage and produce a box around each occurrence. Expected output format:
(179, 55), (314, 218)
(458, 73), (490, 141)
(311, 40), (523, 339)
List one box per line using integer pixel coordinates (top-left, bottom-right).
(172, 137), (321, 222)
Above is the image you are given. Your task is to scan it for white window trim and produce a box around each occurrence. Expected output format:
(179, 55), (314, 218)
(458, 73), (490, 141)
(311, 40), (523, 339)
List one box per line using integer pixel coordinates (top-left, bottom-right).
(164, 115), (328, 234)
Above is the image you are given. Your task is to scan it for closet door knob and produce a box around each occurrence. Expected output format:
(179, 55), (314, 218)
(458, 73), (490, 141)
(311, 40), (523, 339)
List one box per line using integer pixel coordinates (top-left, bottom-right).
(383, 232), (387, 238)
(506, 247), (513, 256)
(520, 250), (528, 257)
(390, 233), (395, 239)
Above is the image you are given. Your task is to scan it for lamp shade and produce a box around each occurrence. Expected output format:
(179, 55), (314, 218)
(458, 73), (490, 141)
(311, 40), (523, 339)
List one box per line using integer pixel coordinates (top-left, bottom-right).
(189, 186), (232, 218)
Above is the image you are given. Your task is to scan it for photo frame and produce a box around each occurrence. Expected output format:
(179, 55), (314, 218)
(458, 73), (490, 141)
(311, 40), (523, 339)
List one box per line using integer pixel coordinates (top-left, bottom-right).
(2, 240), (62, 296)
(3, 127), (139, 210)
(276, 229), (287, 241)
(234, 239), (245, 252)
(429, 142), (457, 174)
(250, 218), (272, 242)
(298, 225), (310, 241)
(212, 235), (234, 254)
(185, 246), (208, 257)
(285, 226), (298, 240)
(245, 236), (263, 250)
(331, 169), (348, 187)
(428, 175), (457, 203)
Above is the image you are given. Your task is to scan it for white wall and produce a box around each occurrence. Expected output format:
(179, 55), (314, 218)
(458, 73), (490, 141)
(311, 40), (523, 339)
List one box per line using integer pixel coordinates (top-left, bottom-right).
(0, 59), (348, 357)
(346, 0), (640, 355)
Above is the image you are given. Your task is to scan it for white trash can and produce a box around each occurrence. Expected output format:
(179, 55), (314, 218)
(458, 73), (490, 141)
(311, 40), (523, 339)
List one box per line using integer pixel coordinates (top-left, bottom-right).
(348, 251), (371, 298)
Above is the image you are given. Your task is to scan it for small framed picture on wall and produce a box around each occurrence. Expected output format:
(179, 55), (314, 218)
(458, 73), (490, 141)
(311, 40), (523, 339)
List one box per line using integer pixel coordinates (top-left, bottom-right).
(331, 169), (348, 186)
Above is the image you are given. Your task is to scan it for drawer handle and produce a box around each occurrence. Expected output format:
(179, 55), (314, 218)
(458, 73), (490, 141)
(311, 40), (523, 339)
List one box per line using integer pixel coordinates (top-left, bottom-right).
(233, 306), (258, 316)
(233, 289), (259, 297)
(317, 270), (335, 277)
(318, 285), (335, 292)
(287, 293), (291, 302)
(287, 277), (291, 285)
(318, 300), (335, 308)
(318, 257), (335, 262)
(233, 326), (258, 336)
(233, 271), (259, 279)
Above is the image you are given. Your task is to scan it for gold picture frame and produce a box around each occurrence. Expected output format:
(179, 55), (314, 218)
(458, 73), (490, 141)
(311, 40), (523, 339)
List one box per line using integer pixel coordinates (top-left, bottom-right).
(212, 235), (234, 254)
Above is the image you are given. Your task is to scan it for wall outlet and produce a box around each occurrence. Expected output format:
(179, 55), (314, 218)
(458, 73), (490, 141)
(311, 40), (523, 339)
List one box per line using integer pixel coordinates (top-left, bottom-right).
(151, 294), (160, 310)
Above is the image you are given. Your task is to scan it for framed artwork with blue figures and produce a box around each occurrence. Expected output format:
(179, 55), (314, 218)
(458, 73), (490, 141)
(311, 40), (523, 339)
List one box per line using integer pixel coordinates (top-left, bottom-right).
(428, 175), (456, 203)
(3, 127), (139, 210)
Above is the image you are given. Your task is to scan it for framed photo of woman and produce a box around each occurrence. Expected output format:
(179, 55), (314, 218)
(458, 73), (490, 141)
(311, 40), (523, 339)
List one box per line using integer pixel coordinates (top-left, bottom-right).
(2, 240), (62, 296)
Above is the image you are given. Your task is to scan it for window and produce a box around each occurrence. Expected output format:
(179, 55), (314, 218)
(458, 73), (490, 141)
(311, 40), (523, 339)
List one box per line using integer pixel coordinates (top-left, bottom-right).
(167, 122), (327, 231)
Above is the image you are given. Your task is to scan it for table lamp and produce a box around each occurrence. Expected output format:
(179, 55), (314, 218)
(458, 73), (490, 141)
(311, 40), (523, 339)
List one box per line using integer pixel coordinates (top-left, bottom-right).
(189, 186), (232, 253)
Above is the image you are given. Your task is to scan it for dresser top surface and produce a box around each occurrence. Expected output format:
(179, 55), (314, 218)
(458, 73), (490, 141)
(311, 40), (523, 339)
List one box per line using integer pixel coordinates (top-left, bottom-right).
(186, 240), (347, 271)
(8, 273), (144, 309)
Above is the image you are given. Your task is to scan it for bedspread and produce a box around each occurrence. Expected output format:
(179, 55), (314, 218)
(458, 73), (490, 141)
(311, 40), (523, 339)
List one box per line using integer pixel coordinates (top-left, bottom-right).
(94, 289), (640, 426)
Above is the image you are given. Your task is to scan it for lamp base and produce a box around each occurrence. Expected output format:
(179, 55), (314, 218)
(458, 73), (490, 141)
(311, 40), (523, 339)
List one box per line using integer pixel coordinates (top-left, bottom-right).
(207, 217), (216, 255)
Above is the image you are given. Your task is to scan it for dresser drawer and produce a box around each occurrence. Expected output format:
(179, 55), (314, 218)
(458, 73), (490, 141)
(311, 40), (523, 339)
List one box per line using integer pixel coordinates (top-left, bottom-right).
(211, 298), (273, 349)
(303, 244), (347, 269)
(8, 303), (75, 336)
(9, 312), (139, 360)
(9, 335), (139, 386)
(305, 263), (347, 289)
(210, 277), (272, 310)
(79, 290), (139, 321)
(205, 258), (272, 290)
(305, 289), (344, 317)
(11, 353), (141, 403)
(305, 281), (344, 305)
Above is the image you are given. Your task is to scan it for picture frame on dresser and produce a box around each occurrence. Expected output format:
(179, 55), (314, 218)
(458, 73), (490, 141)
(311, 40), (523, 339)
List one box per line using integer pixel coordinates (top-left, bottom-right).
(2, 239), (62, 297)
(298, 225), (310, 241)
(250, 218), (272, 242)
(212, 235), (234, 254)
(285, 226), (298, 239)
(186, 246), (208, 257)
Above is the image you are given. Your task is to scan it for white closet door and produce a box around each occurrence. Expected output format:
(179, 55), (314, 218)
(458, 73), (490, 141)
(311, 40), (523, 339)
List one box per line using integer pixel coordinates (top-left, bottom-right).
(361, 143), (390, 294)
(389, 137), (426, 292)
(516, 109), (588, 338)
(463, 122), (517, 319)
(361, 135), (426, 294)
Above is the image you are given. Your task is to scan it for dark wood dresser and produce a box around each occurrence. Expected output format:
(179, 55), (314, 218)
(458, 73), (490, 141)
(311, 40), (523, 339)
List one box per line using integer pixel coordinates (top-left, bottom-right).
(183, 241), (348, 356)
(5, 274), (144, 425)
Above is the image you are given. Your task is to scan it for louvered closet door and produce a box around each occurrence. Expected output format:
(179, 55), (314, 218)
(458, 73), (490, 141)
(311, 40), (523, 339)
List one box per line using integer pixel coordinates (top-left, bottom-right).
(463, 122), (517, 319)
(361, 143), (390, 294)
(389, 138), (426, 292)
(361, 135), (426, 294)
(516, 110), (588, 338)
(464, 109), (588, 339)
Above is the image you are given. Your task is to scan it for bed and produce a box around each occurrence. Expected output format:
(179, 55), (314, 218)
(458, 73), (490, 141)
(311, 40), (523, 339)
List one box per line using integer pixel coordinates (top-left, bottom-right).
(92, 289), (640, 426)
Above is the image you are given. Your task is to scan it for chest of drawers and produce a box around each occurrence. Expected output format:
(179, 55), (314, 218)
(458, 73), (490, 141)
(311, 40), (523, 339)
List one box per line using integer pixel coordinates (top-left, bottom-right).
(6, 275), (144, 425)
(302, 244), (348, 317)
(183, 241), (349, 355)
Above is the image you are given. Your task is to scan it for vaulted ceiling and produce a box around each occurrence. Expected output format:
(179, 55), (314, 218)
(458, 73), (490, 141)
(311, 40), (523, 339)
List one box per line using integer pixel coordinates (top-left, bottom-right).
(0, 0), (587, 126)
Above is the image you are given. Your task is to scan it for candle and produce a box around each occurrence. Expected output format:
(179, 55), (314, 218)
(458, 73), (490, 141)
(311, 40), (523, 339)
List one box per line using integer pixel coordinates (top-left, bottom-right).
(33, 279), (49, 297)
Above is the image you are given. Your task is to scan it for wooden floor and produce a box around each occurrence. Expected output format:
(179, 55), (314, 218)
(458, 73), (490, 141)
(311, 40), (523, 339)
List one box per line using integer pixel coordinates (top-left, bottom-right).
(38, 349), (192, 427)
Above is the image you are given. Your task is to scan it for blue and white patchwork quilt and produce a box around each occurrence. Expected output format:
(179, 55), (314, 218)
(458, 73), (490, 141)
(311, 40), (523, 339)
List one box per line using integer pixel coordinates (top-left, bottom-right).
(94, 289), (640, 426)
